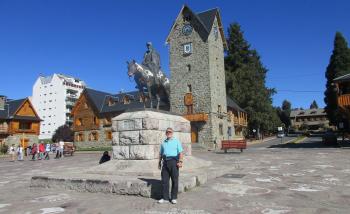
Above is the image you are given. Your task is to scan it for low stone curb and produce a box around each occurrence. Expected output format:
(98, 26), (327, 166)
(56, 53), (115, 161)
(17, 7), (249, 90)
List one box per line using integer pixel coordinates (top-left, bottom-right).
(247, 136), (277, 145)
(30, 166), (229, 199)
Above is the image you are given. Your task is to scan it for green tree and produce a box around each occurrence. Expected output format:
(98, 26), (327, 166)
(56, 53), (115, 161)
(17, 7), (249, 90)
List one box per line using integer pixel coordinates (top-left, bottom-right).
(52, 125), (74, 142)
(310, 100), (319, 109)
(324, 32), (350, 125)
(277, 100), (292, 129)
(225, 23), (280, 135)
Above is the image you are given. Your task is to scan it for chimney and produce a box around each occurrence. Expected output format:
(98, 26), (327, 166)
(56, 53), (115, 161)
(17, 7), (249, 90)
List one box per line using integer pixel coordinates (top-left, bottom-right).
(0, 96), (6, 110)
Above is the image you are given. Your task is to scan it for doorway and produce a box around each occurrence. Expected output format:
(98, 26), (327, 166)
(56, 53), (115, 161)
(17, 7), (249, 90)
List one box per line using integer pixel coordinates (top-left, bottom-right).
(191, 125), (198, 143)
(20, 138), (29, 148)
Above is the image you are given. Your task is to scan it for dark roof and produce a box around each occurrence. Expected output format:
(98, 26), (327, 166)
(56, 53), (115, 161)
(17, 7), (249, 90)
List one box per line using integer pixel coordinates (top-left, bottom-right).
(166, 5), (228, 49)
(83, 88), (170, 115)
(196, 8), (218, 33)
(84, 88), (112, 112)
(333, 73), (350, 83)
(226, 97), (246, 112)
(290, 108), (326, 117)
(0, 98), (40, 121)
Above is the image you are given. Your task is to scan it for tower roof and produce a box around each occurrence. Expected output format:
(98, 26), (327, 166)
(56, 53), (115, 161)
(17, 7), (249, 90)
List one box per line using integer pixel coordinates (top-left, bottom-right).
(165, 5), (227, 50)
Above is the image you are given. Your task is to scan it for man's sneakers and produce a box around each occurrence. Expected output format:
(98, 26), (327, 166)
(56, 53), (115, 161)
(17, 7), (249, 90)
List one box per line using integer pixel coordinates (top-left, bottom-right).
(158, 199), (168, 204)
(158, 199), (177, 204)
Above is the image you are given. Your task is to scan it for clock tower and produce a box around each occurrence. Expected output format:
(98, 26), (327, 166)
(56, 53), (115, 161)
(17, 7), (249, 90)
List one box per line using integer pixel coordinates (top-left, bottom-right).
(166, 5), (229, 148)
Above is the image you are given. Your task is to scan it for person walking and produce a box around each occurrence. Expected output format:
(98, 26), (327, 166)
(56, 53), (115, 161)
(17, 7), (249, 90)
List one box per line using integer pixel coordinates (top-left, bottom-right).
(38, 143), (45, 160)
(44, 143), (51, 160)
(16, 144), (23, 161)
(31, 143), (37, 161)
(9, 144), (15, 162)
(56, 140), (64, 159)
(158, 127), (183, 204)
(59, 140), (64, 158)
(26, 146), (31, 159)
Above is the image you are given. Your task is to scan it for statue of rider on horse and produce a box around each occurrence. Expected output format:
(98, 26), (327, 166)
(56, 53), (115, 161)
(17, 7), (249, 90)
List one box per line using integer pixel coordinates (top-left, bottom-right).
(127, 42), (170, 110)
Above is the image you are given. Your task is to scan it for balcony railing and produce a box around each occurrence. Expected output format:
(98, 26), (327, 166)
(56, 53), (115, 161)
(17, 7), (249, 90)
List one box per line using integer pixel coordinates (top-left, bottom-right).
(338, 94), (350, 108)
(233, 117), (248, 126)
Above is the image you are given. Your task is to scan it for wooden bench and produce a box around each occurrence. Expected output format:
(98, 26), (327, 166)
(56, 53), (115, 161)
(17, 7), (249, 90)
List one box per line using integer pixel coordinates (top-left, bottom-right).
(221, 140), (247, 153)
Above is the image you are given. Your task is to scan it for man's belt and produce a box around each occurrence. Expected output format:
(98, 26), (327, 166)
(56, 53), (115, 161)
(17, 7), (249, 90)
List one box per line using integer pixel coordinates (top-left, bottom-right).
(163, 156), (178, 161)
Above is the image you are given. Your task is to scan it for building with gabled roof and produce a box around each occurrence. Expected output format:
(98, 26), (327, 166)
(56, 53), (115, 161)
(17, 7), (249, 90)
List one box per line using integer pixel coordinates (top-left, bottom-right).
(70, 88), (169, 148)
(290, 108), (330, 130)
(0, 96), (41, 147)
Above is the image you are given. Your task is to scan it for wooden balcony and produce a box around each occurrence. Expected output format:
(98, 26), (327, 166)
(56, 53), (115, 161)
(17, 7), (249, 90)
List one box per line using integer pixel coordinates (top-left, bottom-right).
(232, 117), (248, 126)
(338, 94), (350, 108)
(184, 113), (208, 122)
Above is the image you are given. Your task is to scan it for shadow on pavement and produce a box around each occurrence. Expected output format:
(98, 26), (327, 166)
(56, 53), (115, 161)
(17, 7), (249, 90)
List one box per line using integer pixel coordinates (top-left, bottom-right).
(268, 142), (340, 149)
(214, 150), (245, 155)
(138, 178), (162, 199)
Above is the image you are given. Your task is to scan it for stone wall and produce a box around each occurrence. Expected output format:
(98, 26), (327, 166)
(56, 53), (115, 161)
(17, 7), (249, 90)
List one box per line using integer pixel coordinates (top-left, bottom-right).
(74, 126), (112, 149)
(5, 134), (38, 147)
(112, 110), (191, 160)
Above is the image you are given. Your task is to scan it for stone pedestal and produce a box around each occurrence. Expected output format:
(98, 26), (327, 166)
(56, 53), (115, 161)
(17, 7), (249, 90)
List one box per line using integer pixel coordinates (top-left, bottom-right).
(111, 110), (192, 160)
(31, 110), (214, 197)
(85, 109), (211, 176)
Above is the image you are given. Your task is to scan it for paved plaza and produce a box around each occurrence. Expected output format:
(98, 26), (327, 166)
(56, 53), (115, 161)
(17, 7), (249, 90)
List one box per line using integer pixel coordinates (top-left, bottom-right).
(1, 137), (350, 213)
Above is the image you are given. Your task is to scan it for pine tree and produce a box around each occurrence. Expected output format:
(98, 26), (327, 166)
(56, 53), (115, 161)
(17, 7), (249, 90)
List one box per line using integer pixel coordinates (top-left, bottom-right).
(324, 32), (350, 125)
(278, 100), (292, 129)
(310, 100), (318, 109)
(225, 23), (280, 135)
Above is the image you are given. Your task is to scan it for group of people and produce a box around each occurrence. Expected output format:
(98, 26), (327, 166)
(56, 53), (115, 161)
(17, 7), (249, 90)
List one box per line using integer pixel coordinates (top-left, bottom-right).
(8, 144), (24, 161)
(27, 143), (51, 160)
(8, 140), (65, 162)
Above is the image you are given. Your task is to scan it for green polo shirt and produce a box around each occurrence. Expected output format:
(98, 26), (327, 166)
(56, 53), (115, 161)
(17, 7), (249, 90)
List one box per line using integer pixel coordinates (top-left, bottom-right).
(160, 137), (183, 158)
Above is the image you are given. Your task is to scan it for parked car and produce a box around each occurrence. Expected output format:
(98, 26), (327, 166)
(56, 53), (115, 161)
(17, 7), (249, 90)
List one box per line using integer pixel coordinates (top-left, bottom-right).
(322, 130), (338, 146)
(277, 131), (285, 138)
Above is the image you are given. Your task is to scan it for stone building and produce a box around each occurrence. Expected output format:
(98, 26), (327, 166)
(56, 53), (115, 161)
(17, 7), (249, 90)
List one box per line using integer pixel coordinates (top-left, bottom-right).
(166, 5), (246, 148)
(0, 96), (41, 147)
(71, 88), (169, 149)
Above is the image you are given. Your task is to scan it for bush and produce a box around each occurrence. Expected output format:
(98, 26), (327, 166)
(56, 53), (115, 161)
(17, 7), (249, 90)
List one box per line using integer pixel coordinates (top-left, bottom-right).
(0, 144), (9, 154)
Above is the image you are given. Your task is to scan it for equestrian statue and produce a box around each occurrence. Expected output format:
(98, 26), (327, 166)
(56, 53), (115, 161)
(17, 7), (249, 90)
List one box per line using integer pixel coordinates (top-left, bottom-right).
(127, 42), (170, 110)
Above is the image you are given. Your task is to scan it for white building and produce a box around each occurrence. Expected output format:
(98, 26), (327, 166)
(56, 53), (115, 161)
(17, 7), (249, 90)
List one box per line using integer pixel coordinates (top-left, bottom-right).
(32, 73), (86, 140)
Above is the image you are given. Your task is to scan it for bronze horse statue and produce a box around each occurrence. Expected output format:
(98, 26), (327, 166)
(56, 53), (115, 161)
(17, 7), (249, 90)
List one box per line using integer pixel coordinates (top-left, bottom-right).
(127, 60), (170, 109)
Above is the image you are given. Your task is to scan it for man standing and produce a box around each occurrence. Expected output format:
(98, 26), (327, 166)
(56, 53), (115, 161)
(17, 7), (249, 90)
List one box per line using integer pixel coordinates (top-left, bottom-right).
(158, 127), (183, 204)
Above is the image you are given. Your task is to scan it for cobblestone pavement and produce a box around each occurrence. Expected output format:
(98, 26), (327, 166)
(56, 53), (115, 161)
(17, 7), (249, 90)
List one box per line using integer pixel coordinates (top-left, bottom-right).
(1, 137), (350, 214)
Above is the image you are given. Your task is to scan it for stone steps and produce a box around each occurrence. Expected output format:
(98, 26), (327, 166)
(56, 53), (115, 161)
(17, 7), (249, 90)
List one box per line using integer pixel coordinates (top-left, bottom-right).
(30, 165), (229, 199)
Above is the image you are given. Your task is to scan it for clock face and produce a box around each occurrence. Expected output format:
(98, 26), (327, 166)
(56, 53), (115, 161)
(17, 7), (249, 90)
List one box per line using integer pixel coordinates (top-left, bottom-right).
(182, 24), (193, 36)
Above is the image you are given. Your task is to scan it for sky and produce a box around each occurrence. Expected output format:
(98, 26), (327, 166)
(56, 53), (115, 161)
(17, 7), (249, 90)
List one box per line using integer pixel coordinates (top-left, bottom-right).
(0, 0), (350, 109)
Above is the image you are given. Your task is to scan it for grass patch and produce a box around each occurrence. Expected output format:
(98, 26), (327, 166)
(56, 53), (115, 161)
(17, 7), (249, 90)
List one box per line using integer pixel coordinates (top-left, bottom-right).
(75, 146), (112, 152)
(290, 135), (307, 144)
